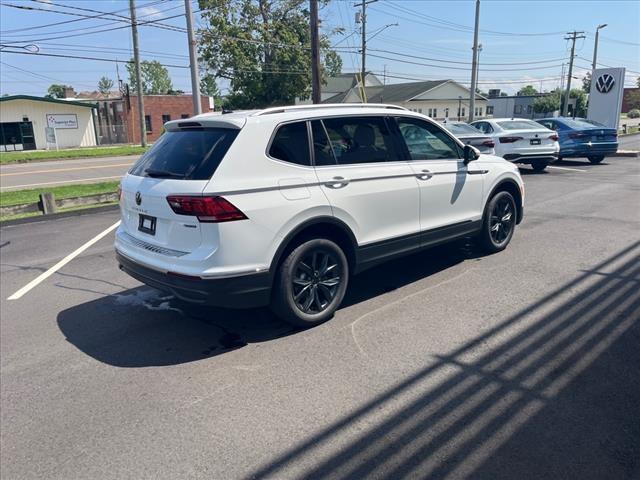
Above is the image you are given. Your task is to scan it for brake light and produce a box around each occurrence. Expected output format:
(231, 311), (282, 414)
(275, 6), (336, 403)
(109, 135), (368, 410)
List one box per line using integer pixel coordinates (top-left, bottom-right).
(482, 139), (495, 147)
(549, 134), (559, 141)
(569, 132), (588, 139)
(166, 195), (247, 222)
(499, 136), (523, 144)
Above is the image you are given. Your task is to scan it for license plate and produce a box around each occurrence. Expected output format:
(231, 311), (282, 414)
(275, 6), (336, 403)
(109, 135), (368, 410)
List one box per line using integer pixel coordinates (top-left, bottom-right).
(138, 214), (156, 235)
(530, 139), (541, 145)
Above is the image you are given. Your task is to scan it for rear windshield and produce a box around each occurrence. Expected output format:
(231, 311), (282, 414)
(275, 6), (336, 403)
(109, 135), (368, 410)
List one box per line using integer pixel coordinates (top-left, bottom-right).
(129, 128), (238, 180)
(497, 120), (542, 130)
(561, 118), (604, 129)
(444, 122), (483, 135)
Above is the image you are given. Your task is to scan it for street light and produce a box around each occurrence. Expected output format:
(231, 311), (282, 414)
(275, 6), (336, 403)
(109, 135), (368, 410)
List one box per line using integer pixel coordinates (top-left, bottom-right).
(592, 24), (607, 72)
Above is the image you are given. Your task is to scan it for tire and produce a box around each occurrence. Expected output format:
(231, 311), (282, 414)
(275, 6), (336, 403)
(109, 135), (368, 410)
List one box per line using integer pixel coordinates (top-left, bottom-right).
(271, 238), (349, 327)
(588, 155), (604, 164)
(531, 160), (548, 172)
(478, 191), (517, 254)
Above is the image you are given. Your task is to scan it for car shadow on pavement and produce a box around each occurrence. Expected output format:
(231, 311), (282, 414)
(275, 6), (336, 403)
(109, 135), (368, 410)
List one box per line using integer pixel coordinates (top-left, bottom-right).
(245, 240), (640, 480)
(556, 159), (609, 167)
(57, 241), (478, 368)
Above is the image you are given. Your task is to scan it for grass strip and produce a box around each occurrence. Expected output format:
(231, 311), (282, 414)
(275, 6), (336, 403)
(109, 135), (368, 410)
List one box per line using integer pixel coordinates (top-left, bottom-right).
(0, 201), (118, 223)
(0, 145), (147, 164)
(0, 181), (119, 207)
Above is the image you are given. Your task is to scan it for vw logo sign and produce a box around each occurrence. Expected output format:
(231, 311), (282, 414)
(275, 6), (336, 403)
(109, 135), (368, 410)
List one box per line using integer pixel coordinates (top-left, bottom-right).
(135, 191), (142, 205)
(595, 74), (615, 94)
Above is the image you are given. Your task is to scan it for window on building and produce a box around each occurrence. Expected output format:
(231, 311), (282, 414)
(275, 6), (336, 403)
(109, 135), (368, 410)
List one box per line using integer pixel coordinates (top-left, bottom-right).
(486, 106), (494, 115)
(162, 114), (171, 124)
(461, 107), (465, 117)
(181, 114), (189, 119)
(145, 115), (152, 132)
(433, 108), (437, 118)
(526, 105), (533, 114)
(514, 105), (522, 114)
(445, 108), (449, 118)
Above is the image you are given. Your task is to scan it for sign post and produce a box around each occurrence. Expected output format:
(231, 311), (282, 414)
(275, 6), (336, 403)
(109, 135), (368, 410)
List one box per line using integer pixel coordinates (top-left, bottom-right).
(587, 67), (626, 130)
(45, 127), (58, 151)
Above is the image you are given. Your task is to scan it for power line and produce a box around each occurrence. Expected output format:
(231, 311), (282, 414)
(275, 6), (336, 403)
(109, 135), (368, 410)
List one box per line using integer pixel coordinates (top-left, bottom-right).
(1, 50), (189, 68)
(367, 49), (565, 66)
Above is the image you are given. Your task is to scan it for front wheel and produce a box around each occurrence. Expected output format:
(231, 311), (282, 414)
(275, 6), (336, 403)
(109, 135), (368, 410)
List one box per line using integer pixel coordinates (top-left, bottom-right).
(588, 155), (604, 164)
(478, 191), (517, 253)
(531, 160), (548, 172)
(271, 238), (349, 327)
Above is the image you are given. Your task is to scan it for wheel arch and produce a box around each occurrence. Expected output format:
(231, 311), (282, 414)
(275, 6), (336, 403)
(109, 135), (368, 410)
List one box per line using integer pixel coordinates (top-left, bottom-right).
(487, 178), (523, 224)
(269, 216), (358, 281)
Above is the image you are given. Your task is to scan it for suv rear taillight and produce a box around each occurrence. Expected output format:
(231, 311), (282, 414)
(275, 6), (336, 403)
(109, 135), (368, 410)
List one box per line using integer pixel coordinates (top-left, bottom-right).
(499, 136), (523, 143)
(549, 134), (559, 141)
(482, 139), (495, 148)
(166, 195), (247, 222)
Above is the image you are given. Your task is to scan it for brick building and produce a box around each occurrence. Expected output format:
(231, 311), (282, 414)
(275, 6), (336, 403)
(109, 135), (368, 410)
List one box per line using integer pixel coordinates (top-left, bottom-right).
(128, 95), (213, 143)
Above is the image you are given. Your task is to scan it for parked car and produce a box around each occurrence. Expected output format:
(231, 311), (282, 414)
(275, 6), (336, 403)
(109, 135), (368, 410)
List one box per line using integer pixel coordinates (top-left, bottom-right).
(535, 117), (618, 164)
(440, 120), (496, 154)
(470, 118), (559, 171)
(115, 104), (524, 327)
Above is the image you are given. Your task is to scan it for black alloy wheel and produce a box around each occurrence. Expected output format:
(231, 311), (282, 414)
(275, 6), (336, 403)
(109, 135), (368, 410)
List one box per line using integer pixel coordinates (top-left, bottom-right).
(479, 191), (517, 253)
(292, 250), (342, 314)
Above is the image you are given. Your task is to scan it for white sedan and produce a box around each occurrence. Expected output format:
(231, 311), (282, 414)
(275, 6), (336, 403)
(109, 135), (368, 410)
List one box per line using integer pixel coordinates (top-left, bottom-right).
(470, 118), (559, 172)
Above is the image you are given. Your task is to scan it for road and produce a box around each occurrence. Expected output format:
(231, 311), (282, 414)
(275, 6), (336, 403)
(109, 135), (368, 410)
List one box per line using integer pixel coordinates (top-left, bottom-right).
(1, 157), (639, 479)
(619, 132), (640, 151)
(0, 155), (138, 191)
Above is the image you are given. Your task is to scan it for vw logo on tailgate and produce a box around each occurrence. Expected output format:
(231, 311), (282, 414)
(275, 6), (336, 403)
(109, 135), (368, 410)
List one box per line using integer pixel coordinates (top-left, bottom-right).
(135, 191), (142, 205)
(595, 74), (615, 94)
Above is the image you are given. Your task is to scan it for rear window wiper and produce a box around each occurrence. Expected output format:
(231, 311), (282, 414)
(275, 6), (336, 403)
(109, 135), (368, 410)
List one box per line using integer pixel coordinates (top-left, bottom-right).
(145, 168), (186, 179)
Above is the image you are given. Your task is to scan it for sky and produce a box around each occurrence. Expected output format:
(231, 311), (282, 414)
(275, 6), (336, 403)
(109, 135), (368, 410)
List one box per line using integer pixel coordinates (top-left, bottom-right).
(0, 0), (638, 98)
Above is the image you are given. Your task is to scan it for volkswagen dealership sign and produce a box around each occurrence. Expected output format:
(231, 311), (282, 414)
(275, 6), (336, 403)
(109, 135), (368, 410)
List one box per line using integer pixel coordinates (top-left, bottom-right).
(588, 68), (625, 129)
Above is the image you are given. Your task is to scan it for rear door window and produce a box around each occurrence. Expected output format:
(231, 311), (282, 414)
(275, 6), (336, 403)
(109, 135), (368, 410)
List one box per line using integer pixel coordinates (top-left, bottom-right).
(395, 117), (462, 160)
(268, 121), (311, 166)
(315, 116), (401, 165)
(129, 128), (239, 180)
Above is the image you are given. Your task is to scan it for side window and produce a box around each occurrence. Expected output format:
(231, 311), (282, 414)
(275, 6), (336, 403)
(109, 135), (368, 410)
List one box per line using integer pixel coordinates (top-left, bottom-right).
(474, 122), (487, 133)
(268, 121), (311, 166)
(311, 120), (337, 166)
(318, 116), (401, 165)
(485, 122), (494, 133)
(539, 121), (554, 130)
(396, 117), (461, 160)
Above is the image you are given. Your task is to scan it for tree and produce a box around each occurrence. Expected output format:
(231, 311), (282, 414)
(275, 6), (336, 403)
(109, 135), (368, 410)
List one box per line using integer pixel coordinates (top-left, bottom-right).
(582, 72), (591, 93)
(97, 76), (114, 97)
(626, 89), (640, 111)
(570, 88), (587, 117)
(533, 89), (561, 114)
(323, 50), (342, 78)
(200, 73), (224, 109)
(46, 84), (71, 99)
(198, 0), (343, 108)
(517, 85), (538, 96)
(125, 59), (173, 94)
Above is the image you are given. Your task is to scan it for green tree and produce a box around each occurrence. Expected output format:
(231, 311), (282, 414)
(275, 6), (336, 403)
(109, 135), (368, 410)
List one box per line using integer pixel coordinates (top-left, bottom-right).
(582, 72), (591, 93)
(125, 60), (174, 94)
(517, 85), (538, 96)
(45, 84), (71, 99)
(626, 90), (640, 111)
(97, 76), (114, 97)
(323, 50), (342, 78)
(533, 89), (561, 114)
(200, 73), (224, 109)
(198, 0), (343, 108)
(570, 88), (587, 117)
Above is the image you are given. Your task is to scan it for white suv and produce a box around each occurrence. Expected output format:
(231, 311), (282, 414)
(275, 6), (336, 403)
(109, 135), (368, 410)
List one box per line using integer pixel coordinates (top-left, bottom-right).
(115, 104), (524, 327)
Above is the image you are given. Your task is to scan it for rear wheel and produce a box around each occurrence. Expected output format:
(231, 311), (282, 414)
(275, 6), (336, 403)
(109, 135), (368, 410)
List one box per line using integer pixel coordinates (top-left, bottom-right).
(588, 155), (604, 164)
(479, 191), (517, 253)
(271, 238), (349, 327)
(531, 160), (548, 172)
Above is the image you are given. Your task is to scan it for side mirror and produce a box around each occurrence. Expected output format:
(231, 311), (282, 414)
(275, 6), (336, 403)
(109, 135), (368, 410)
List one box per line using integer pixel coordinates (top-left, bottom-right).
(463, 144), (480, 165)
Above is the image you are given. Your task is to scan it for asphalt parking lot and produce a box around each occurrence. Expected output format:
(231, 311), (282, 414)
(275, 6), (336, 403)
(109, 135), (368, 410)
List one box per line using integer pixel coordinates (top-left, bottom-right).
(1, 157), (639, 479)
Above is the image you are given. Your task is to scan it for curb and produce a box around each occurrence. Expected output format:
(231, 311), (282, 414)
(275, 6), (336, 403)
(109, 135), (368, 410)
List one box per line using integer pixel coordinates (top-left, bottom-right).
(0, 204), (119, 227)
(616, 151), (640, 158)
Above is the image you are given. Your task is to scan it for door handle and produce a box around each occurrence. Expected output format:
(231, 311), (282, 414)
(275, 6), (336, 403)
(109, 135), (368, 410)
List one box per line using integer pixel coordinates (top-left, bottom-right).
(416, 169), (433, 181)
(324, 176), (350, 189)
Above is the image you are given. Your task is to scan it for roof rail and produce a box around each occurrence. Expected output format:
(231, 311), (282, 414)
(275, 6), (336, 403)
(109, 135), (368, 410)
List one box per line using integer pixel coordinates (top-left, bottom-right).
(252, 103), (407, 116)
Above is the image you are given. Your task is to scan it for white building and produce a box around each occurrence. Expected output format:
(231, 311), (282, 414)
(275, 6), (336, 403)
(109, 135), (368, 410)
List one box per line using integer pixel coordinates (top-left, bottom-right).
(0, 95), (98, 151)
(296, 72), (383, 104)
(324, 78), (488, 121)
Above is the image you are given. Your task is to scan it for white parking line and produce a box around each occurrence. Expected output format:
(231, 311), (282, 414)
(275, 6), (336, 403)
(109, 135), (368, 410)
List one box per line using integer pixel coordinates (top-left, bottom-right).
(547, 166), (587, 173)
(7, 221), (121, 300)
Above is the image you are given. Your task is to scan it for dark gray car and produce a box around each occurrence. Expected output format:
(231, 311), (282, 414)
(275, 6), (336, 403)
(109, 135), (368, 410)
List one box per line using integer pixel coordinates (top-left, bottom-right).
(440, 121), (496, 154)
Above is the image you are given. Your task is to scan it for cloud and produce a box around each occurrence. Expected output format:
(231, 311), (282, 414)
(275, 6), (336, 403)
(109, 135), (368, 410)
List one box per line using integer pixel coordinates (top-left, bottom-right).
(38, 0), (53, 10)
(138, 5), (163, 20)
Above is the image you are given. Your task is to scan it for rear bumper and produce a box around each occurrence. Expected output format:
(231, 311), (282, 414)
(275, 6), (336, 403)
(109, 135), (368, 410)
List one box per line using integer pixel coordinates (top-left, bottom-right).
(116, 250), (271, 308)
(560, 142), (618, 158)
(503, 152), (559, 164)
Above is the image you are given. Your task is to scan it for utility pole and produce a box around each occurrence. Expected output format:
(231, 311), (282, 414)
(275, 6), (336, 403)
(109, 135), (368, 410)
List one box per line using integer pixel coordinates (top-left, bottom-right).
(468, 0), (480, 123)
(310, 0), (321, 104)
(129, 0), (146, 147)
(563, 30), (585, 117)
(592, 24), (607, 72)
(185, 0), (202, 115)
(355, 0), (377, 100)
